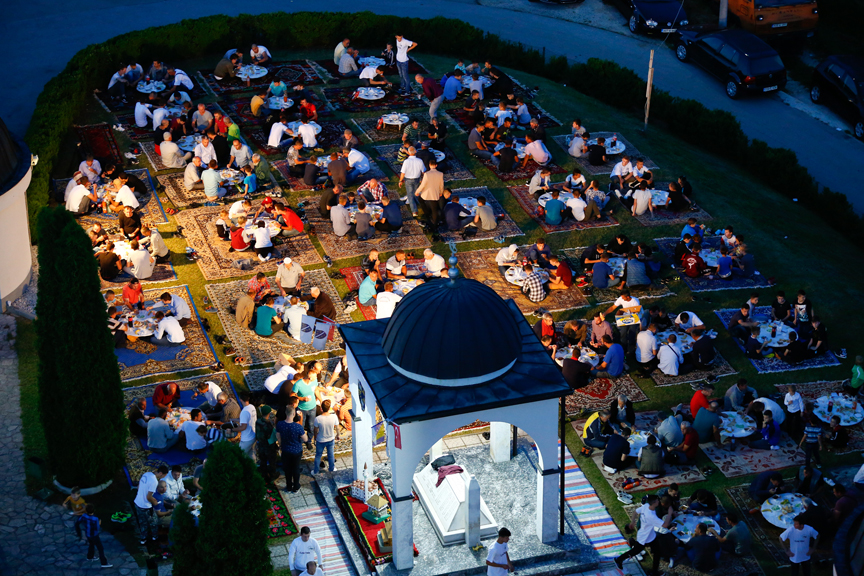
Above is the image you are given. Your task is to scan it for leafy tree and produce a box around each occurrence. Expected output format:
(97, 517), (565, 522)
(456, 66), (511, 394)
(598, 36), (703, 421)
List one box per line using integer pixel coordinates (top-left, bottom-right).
(34, 207), (126, 486)
(197, 442), (272, 575)
(169, 501), (202, 576)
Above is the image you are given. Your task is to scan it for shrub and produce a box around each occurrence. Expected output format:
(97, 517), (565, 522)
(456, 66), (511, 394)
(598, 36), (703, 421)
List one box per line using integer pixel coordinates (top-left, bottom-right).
(169, 501), (203, 576)
(34, 207), (126, 486)
(197, 442), (271, 576)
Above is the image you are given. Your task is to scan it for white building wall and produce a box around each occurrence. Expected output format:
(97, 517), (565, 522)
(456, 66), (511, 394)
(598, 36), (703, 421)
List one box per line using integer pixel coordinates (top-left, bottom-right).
(0, 164), (33, 309)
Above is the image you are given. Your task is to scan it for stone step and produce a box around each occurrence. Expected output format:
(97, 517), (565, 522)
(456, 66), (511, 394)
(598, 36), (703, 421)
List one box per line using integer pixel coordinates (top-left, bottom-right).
(379, 549), (601, 576)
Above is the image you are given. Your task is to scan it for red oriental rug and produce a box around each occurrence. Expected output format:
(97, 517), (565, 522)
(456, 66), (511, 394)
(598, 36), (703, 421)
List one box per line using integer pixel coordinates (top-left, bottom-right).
(314, 57), (427, 79)
(265, 485), (299, 538)
(481, 157), (567, 184)
(74, 123), (124, 167)
(335, 478), (418, 568)
(445, 103), (561, 132)
(322, 87), (428, 113)
(507, 185), (619, 234)
(564, 374), (647, 415)
(196, 60), (323, 95)
(248, 119), (350, 157)
(340, 259), (426, 320)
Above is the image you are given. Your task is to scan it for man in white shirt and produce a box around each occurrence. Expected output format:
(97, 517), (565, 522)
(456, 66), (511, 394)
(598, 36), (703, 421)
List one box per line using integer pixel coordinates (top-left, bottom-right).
(228, 199), (251, 222)
(166, 67), (194, 96)
(360, 65), (388, 87)
(657, 333), (687, 376)
(333, 38), (350, 65)
(313, 400), (340, 474)
(630, 182), (653, 216)
(394, 33), (418, 95)
(156, 291), (192, 326)
(160, 133), (191, 168)
(268, 119), (294, 150)
(107, 65), (130, 102)
(376, 284), (403, 319)
(108, 181), (140, 212)
(168, 91), (191, 106)
(283, 297), (306, 341)
(338, 49), (359, 77)
(344, 148), (370, 183)
(133, 465), (168, 544)
(288, 526), (323, 576)
(569, 133), (588, 158)
(521, 136), (550, 168)
(250, 44), (271, 64)
(486, 527), (512, 576)
(236, 392), (257, 458)
(134, 101), (153, 128)
(183, 156), (205, 191)
(64, 172), (84, 202)
(264, 364), (296, 398)
(674, 311), (704, 334)
(604, 291), (642, 357)
(151, 312), (185, 346)
(162, 466), (189, 505)
(65, 181), (98, 214)
(398, 146), (425, 216)
(79, 155), (102, 184)
(296, 118), (318, 148)
(194, 136), (217, 165)
(124, 240), (155, 280)
(192, 104), (214, 134)
(565, 193), (589, 222)
(611, 156), (636, 196)
(614, 494), (675, 576)
(780, 519), (818, 574)
(636, 324), (659, 377)
(151, 102), (169, 132)
(179, 410), (208, 452)
(191, 380), (223, 414)
(423, 249), (447, 278)
(228, 139), (253, 169)
(299, 561), (324, 576)
(276, 258), (305, 297)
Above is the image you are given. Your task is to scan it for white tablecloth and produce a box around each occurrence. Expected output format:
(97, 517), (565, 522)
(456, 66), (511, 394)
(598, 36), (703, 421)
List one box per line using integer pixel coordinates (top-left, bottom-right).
(755, 321), (795, 349)
(650, 190), (669, 205)
(494, 141), (526, 159)
(461, 75), (492, 89)
(238, 65), (268, 79)
(554, 346), (600, 367)
(814, 393), (864, 426)
(123, 309), (161, 338)
(537, 191), (574, 208)
(137, 81), (165, 93)
(761, 494), (807, 529)
(392, 279), (420, 297)
(655, 330), (695, 354)
(177, 135), (202, 152)
(719, 411), (757, 439)
(670, 514), (720, 543)
(627, 431), (651, 457)
(381, 113), (409, 126)
(348, 204), (383, 224)
(357, 87), (385, 100)
(287, 121), (322, 135)
(505, 266), (549, 286)
(268, 96), (294, 110)
(587, 138), (626, 155)
(358, 56), (386, 67)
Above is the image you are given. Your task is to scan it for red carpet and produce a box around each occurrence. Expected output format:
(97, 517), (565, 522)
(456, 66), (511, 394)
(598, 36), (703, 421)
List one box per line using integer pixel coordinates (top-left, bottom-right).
(74, 123), (124, 166)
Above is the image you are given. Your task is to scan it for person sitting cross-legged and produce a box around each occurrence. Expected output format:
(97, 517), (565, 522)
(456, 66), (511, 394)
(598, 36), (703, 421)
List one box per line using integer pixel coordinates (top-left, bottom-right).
(583, 410), (615, 449)
(602, 426), (634, 472)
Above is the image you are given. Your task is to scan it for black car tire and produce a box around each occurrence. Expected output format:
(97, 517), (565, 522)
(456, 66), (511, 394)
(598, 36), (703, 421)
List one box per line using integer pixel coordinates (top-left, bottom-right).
(675, 43), (689, 62)
(810, 85), (821, 103)
(855, 120), (864, 140)
(629, 13), (641, 33)
(726, 77), (741, 99)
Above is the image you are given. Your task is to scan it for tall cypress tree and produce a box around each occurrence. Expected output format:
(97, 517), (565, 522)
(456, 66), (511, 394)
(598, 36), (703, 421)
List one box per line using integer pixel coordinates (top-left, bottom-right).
(197, 442), (272, 575)
(169, 502), (203, 576)
(35, 207), (126, 486)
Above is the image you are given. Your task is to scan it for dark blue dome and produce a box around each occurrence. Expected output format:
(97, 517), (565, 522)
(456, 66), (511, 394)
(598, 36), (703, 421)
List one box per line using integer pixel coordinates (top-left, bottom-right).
(381, 278), (522, 385)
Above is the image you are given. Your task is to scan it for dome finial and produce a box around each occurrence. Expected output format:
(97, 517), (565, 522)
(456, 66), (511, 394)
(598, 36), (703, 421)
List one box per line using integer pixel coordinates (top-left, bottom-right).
(447, 240), (459, 282)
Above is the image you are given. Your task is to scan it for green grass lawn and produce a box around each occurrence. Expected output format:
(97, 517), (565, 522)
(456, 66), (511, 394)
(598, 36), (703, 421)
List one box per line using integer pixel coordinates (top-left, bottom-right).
(20, 46), (864, 573)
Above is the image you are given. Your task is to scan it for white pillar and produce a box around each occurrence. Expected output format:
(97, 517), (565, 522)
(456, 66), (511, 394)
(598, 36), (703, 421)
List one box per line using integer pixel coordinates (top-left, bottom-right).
(465, 475), (481, 547)
(349, 379), (373, 480)
(390, 497), (415, 570)
(536, 468), (560, 543)
(388, 423), (415, 571)
(489, 422), (511, 463)
(429, 439), (444, 462)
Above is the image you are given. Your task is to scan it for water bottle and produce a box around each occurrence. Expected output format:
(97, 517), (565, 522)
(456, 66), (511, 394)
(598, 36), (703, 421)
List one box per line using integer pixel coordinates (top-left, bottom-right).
(771, 325), (777, 338)
(828, 400), (833, 413)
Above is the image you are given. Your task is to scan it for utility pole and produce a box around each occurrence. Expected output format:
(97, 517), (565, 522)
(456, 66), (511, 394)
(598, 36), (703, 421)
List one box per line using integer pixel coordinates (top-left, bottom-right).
(719, 0), (729, 28)
(644, 50), (655, 132)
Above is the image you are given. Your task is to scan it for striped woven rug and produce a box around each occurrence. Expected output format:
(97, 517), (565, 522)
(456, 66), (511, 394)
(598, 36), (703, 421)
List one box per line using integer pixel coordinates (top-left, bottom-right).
(292, 505), (357, 576)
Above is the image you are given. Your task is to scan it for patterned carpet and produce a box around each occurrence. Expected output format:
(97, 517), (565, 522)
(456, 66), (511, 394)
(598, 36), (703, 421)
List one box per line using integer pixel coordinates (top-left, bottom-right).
(572, 411), (707, 492)
(272, 153), (389, 193)
(122, 373), (236, 484)
(714, 305), (841, 373)
(94, 81), (207, 113)
(205, 270), (350, 365)
(74, 123), (124, 167)
(559, 247), (674, 304)
(457, 248), (589, 314)
(372, 143), (475, 183)
(322, 87), (428, 113)
(351, 116), (412, 143)
(552, 132), (658, 177)
(174, 203), (322, 280)
(297, 193), (430, 261)
(650, 351), (738, 387)
(157, 172), (244, 208)
(436, 187), (523, 244)
(564, 374), (647, 415)
(339, 259), (426, 320)
(444, 102), (561, 132)
(140, 141), (173, 172)
(55, 168), (168, 227)
(508, 185), (619, 235)
(655, 237), (774, 293)
(291, 505), (358, 576)
(196, 60), (323, 95)
(700, 432), (805, 478)
(612, 183), (715, 227)
(116, 101), (230, 140)
(247, 119), (350, 157)
(481, 157), (567, 183)
(222, 97), (271, 128)
(313, 57), (427, 80)
(112, 284), (218, 381)
(772, 380), (864, 454)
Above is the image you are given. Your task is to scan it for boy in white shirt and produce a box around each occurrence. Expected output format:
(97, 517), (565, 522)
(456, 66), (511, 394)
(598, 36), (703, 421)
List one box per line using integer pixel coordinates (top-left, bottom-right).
(610, 156), (635, 196)
(134, 101), (153, 128)
(780, 518), (818, 574)
(375, 283), (403, 319)
(288, 527), (322, 576)
(486, 527), (512, 576)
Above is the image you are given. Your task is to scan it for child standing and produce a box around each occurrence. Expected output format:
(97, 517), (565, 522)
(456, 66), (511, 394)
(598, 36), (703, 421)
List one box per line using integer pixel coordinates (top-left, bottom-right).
(784, 384), (804, 440)
(799, 416), (823, 468)
(82, 504), (113, 568)
(63, 487), (86, 539)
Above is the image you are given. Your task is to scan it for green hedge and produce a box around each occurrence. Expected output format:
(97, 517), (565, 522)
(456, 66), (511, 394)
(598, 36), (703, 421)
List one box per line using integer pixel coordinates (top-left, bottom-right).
(24, 11), (863, 246)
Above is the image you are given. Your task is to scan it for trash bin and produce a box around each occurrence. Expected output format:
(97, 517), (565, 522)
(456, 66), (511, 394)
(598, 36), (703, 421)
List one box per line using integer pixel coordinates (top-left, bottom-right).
(25, 456), (47, 481)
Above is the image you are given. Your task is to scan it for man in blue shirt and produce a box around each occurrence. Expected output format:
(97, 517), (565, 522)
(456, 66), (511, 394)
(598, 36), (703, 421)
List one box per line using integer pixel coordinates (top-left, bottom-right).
(82, 504), (112, 567)
(526, 238), (553, 269)
(681, 217), (705, 239)
(443, 195), (474, 230)
(591, 335), (624, 379)
(592, 255), (619, 289)
(443, 70), (465, 101)
(544, 190), (566, 226)
(375, 195), (403, 234)
(359, 270), (380, 306)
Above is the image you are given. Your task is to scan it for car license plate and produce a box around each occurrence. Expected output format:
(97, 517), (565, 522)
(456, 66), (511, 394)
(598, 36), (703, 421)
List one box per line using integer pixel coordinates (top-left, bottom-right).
(661, 28), (676, 32)
(763, 85), (778, 92)
(772, 22), (788, 27)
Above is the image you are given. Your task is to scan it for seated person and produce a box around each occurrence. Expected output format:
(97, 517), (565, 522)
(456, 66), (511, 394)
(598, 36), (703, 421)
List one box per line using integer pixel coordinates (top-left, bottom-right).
(547, 255), (572, 291)
(443, 195), (474, 231)
(95, 243), (122, 282)
(609, 394), (635, 431)
(674, 523), (721, 572)
(561, 350), (592, 390)
(687, 329), (716, 370)
(708, 513), (751, 557)
(674, 234), (693, 266)
(128, 397), (150, 437)
(359, 270), (380, 306)
(745, 327), (772, 359)
(543, 190), (566, 226)
(151, 312), (185, 347)
(686, 488), (719, 516)
(748, 471), (787, 508)
(665, 181), (692, 212)
(807, 317), (827, 357)
(152, 382), (181, 411)
(637, 435), (665, 478)
(794, 465), (822, 497)
(831, 484), (858, 525)
(602, 427), (633, 472)
(728, 304), (757, 342)
(657, 484), (682, 512)
(665, 420), (699, 464)
(583, 410), (615, 449)
(520, 264), (547, 303)
(528, 168), (553, 200)
(654, 413), (684, 449)
(681, 245), (711, 279)
(255, 295), (286, 339)
(495, 244), (520, 275)
(825, 415), (849, 451)
(521, 136), (551, 168)
(631, 158), (653, 188)
(715, 246), (734, 279)
(177, 410), (208, 453)
(621, 251), (651, 290)
(492, 139), (518, 173)
(692, 401), (723, 445)
(525, 238), (552, 269)
(565, 189), (601, 224)
(586, 137), (607, 166)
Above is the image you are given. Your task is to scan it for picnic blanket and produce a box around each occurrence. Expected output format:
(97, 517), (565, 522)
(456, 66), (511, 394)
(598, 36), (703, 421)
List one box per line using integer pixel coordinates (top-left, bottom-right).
(508, 185), (619, 234)
(552, 132), (658, 177)
(322, 87), (428, 113)
(654, 237), (774, 293)
(339, 259), (425, 320)
(372, 143), (475, 183)
(196, 60), (322, 95)
(74, 123), (124, 167)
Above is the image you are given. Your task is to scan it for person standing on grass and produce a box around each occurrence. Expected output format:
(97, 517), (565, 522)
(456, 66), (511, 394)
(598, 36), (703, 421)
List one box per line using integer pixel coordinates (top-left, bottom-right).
(394, 34), (417, 95)
(486, 527), (513, 575)
(799, 414), (823, 468)
(615, 494), (675, 576)
(781, 516), (818, 576)
(81, 504), (113, 568)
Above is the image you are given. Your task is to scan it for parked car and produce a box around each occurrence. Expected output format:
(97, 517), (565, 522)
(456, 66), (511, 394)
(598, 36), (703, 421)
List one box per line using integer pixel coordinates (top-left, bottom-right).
(675, 29), (787, 99)
(721, 0), (818, 39)
(810, 55), (864, 139)
(607, 0), (689, 34)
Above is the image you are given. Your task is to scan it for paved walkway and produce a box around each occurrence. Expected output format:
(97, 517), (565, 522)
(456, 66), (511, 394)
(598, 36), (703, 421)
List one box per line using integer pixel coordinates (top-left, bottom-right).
(0, 315), (142, 576)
